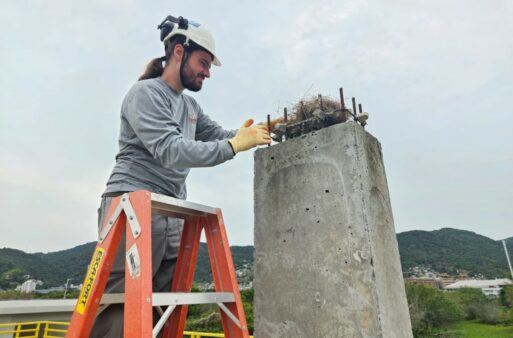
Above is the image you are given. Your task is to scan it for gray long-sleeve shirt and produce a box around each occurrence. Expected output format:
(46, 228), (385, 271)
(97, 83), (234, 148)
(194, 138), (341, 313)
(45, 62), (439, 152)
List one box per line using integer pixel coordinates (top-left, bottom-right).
(104, 77), (237, 199)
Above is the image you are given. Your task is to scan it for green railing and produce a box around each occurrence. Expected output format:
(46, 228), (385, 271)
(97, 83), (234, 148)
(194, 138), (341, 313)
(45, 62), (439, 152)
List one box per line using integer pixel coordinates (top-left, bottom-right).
(0, 321), (253, 337)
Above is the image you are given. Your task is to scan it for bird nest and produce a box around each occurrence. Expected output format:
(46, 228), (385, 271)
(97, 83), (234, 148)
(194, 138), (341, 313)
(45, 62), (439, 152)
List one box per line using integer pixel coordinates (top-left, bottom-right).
(288, 95), (342, 124)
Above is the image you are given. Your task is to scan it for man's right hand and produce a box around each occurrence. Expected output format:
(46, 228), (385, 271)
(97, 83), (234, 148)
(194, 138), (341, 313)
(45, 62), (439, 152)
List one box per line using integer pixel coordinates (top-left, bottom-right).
(229, 118), (271, 154)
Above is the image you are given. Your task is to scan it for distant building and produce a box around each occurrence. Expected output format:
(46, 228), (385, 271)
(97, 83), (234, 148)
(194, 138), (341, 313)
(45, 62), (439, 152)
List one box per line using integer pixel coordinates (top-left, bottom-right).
(439, 278), (458, 289)
(15, 279), (42, 293)
(456, 270), (469, 280)
(239, 282), (253, 290)
(445, 279), (513, 297)
(406, 277), (443, 289)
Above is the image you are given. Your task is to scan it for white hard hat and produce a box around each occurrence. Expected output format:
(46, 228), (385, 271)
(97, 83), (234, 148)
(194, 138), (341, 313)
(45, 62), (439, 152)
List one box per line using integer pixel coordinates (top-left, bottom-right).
(163, 24), (221, 66)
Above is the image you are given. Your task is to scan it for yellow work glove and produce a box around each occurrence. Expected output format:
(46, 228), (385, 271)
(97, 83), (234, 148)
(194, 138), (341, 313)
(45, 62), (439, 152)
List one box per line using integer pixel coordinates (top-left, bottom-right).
(229, 118), (271, 154)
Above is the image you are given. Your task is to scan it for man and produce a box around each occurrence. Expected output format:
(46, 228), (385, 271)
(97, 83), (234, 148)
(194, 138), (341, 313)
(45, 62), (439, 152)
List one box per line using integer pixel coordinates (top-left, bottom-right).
(91, 16), (281, 337)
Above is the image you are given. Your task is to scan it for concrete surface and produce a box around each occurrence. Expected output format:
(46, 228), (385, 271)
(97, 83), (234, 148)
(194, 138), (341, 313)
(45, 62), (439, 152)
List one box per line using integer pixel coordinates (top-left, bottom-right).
(253, 121), (412, 338)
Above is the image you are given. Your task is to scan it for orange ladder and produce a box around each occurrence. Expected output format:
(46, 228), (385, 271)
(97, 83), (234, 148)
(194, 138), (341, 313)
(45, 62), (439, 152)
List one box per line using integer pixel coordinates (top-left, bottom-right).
(66, 190), (249, 338)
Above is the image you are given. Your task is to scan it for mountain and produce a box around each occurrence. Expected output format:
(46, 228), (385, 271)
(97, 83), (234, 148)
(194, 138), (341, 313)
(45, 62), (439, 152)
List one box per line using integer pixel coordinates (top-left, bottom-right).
(194, 244), (254, 283)
(0, 242), (253, 288)
(0, 243), (96, 289)
(398, 228), (511, 278)
(1, 227), (511, 289)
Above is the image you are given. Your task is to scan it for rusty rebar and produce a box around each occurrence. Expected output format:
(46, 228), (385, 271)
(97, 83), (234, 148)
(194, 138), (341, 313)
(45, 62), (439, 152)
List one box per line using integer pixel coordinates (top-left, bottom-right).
(300, 101), (307, 120)
(267, 114), (271, 147)
(352, 97), (357, 121)
(339, 87), (347, 122)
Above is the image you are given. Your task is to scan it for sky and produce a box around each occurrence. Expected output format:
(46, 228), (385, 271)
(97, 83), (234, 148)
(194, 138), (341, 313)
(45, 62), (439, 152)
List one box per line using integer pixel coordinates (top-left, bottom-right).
(0, 0), (512, 253)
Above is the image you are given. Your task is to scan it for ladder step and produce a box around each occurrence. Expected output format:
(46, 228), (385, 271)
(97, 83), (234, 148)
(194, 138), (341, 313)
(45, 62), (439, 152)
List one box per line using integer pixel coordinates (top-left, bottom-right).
(101, 292), (235, 306)
(153, 292), (236, 306)
(151, 192), (217, 217)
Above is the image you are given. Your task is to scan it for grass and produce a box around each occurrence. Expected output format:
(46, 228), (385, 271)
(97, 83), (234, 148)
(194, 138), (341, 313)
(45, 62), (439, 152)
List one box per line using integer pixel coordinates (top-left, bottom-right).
(422, 320), (513, 337)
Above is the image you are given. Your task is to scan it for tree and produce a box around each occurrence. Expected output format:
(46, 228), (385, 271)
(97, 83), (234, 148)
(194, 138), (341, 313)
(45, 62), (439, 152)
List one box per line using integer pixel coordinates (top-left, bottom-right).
(446, 287), (487, 320)
(500, 285), (513, 308)
(447, 287), (500, 324)
(240, 289), (254, 333)
(405, 283), (463, 335)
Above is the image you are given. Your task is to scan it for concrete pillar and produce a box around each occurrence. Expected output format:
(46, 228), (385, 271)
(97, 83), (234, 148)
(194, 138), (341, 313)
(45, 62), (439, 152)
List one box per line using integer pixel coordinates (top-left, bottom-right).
(253, 121), (412, 338)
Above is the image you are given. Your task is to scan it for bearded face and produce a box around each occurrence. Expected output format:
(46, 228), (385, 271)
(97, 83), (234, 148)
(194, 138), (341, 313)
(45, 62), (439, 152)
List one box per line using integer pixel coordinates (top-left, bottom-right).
(180, 49), (213, 92)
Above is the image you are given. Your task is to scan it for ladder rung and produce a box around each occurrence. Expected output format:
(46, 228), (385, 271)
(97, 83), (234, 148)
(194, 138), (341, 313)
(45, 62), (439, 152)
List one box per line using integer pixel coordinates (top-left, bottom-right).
(153, 292), (235, 306)
(100, 292), (235, 306)
(150, 193), (217, 218)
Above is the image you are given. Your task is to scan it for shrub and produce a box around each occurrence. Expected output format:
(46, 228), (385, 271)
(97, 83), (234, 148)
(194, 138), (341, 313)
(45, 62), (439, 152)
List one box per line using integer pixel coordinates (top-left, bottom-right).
(476, 301), (499, 324)
(446, 288), (487, 320)
(405, 283), (463, 335)
(447, 287), (502, 324)
(500, 285), (513, 308)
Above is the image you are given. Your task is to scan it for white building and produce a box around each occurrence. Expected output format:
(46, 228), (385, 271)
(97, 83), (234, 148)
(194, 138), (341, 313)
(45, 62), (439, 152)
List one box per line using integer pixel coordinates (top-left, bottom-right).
(445, 279), (512, 297)
(15, 279), (41, 293)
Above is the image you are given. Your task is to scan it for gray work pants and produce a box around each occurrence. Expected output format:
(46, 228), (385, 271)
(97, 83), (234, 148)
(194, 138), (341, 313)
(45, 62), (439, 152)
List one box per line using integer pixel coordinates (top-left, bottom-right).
(90, 196), (184, 337)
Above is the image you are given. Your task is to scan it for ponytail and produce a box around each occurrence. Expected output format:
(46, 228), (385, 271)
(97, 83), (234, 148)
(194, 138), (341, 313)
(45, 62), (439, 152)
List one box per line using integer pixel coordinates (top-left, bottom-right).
(138, 57), (166, 81)
(138, 35), (187, 81)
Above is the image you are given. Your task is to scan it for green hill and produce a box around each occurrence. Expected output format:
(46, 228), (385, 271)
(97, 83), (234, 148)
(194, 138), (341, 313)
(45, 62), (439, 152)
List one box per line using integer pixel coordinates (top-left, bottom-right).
(0, 242), (253, 288)
(398, 228), (511, 278)
(0, 243), (96, 289)
(1, 227), (511, 289)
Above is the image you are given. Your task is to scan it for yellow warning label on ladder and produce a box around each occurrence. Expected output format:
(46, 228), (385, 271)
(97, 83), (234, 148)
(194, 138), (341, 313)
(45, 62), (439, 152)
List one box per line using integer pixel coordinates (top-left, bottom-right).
(76, 247), (104, 314)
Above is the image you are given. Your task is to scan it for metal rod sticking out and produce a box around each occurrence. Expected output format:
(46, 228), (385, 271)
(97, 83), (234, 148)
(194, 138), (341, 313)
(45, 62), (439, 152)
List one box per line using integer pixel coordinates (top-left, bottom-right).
(267, 114), (271, 147)
(318, 94), (323, 110)
(339, 87), (347, 122)
(352, 97), (357, 121)
(300, 101), (307, 120)
(503, 240), (513, 279)
(282, 107), (288, 142)
(339, 88), (345, 109)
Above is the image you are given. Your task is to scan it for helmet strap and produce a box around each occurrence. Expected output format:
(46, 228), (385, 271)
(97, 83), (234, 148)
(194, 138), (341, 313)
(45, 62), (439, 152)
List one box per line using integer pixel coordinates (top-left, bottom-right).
(179, 44), (191, 89)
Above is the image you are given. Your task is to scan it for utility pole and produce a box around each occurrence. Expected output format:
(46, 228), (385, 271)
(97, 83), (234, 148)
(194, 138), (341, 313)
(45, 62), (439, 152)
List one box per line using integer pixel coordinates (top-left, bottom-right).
(64, 278), (73, 299)
(503, 240), (513, 280)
